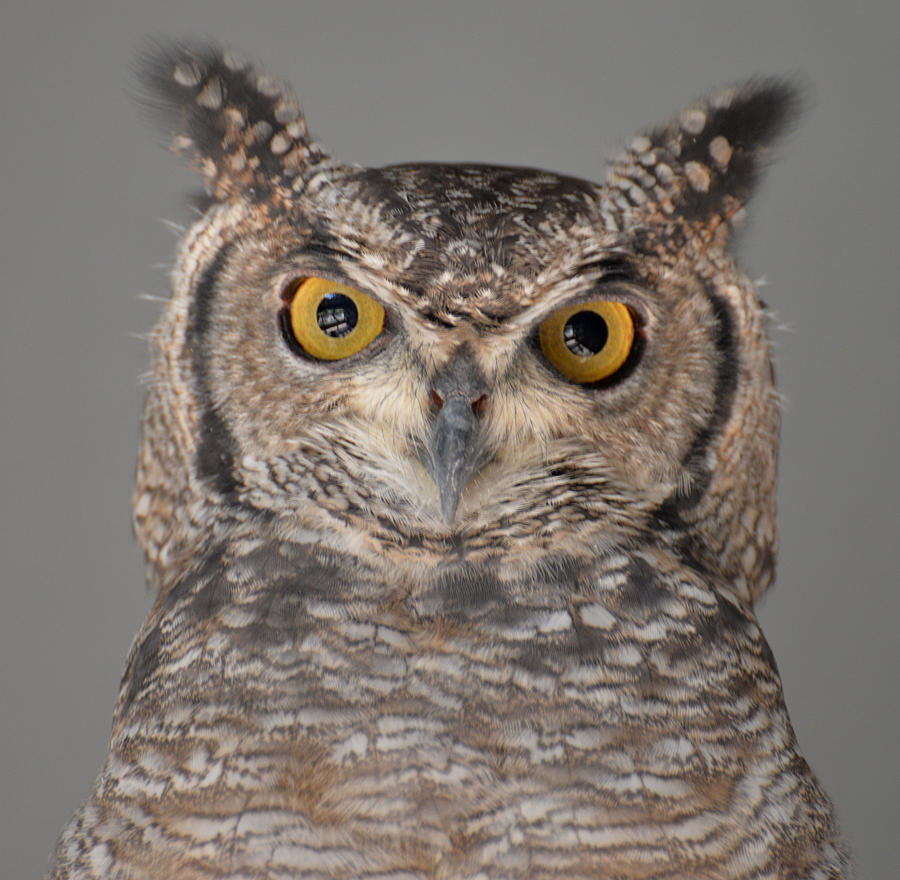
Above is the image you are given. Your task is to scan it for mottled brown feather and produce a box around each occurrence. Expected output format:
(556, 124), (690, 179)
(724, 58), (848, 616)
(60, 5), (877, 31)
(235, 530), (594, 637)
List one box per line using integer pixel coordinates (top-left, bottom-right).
(49, 41), (847, 880)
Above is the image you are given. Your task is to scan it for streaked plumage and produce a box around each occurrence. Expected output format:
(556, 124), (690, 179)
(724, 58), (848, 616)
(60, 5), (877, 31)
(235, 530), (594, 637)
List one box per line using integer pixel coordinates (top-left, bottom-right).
(49, 42), (847, 879)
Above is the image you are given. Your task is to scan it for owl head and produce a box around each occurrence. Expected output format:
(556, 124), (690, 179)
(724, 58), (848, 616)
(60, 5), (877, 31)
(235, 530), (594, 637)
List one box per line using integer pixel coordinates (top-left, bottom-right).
(134, 42), (797, 606)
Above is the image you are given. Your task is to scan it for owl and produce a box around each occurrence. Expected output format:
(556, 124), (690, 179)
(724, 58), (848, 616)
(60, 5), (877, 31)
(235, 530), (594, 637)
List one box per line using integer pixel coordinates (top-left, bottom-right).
(48, 41), (848, 879)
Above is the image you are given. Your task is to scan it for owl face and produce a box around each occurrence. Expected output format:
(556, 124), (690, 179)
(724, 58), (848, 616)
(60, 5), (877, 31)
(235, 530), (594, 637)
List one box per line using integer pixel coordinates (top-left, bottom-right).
(136, 45), (790, 603)
(201, 167), (719, 514)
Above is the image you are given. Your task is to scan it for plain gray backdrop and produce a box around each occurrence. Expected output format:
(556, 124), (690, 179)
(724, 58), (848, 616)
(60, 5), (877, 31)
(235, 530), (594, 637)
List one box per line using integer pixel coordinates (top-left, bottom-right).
(2, 1), (897, 876)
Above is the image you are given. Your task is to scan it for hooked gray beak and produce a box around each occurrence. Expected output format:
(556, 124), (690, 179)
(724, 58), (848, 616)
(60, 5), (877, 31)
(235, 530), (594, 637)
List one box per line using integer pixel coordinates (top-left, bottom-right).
(421, 348), (490, 525)
(428, 394), (486, 524)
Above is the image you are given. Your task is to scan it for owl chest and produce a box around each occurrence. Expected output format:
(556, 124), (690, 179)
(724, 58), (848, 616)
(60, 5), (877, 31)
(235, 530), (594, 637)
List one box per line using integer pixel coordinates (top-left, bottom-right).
(109, 572), (799, 878)
(137, 596), (732, 803)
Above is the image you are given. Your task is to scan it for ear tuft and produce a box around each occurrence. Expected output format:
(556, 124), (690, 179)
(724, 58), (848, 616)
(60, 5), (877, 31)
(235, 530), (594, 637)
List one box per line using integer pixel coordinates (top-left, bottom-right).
(136, 39), (331, 202)
(606, 79), (804, 240)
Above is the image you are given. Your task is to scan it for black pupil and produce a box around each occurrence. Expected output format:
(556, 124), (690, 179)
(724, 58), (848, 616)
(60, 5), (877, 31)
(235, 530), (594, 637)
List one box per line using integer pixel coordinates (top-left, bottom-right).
(316, 293), (358, 338)
(563, 310), (609, 357)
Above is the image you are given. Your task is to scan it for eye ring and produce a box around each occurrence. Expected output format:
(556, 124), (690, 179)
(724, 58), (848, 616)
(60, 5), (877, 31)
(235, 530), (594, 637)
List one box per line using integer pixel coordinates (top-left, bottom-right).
(284, 277), (385, 361)
(539, 300), (635, 384)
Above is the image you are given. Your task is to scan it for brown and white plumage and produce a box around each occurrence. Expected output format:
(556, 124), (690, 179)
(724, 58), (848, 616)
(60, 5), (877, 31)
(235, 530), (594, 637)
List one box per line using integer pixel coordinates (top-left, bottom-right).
(49, 41), (847, 879)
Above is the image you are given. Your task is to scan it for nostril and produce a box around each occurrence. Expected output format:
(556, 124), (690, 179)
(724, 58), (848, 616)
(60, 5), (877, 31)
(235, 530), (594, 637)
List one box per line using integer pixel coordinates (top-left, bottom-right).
(429, 390), (445, 411)
(470, 394), (488, 416)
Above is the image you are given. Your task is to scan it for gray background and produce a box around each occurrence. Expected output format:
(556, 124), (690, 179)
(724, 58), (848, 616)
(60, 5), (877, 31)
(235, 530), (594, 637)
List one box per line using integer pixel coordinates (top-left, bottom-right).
(2, 1), (897, 876)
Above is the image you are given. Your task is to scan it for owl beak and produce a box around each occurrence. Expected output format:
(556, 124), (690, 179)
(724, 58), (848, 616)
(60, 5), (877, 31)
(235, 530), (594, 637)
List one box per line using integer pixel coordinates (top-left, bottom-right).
(428, 394), (486, 525)
(422, 347), (490, 525)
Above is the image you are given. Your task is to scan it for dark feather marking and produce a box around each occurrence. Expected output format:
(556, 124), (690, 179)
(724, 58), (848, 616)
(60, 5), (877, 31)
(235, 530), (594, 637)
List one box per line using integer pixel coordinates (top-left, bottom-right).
(654, 281), (738, 527)
(578, 256), (636, 284)
(121, 624), (161, 712)
(571, 618), (609, 662)
(196, 410), (239, 497)
(618, 557), (669, 618)
(303, 236), (354, 262)
(187, 244), (241, 498)
(692, 593), (774, 698)
(169, 549), (231, 619)
(421, 564), (509, 619)
(674, 80), (802, 222)
(136, 40), (316, 199)
(355, 167), (417, 221)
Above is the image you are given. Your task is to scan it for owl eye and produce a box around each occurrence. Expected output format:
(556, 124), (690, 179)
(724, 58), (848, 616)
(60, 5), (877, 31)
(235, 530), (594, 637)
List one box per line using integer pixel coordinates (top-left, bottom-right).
(285, 277), (385, 360)
(539, 300), (635, 384)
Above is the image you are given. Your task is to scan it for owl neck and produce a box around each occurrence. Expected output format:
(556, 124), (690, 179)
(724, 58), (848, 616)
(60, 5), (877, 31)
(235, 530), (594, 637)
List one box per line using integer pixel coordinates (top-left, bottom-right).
(148, 501), (744, 629)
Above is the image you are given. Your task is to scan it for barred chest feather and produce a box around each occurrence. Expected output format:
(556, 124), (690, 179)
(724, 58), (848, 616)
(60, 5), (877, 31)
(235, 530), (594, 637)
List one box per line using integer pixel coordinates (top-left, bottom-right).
(53, 535), (840, 879)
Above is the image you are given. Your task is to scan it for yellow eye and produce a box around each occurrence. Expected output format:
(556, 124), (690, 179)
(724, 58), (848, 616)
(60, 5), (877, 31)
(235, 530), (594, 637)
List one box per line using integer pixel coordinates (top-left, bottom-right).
(287, 277), (385, 360)
(539, 300), (635, 384)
